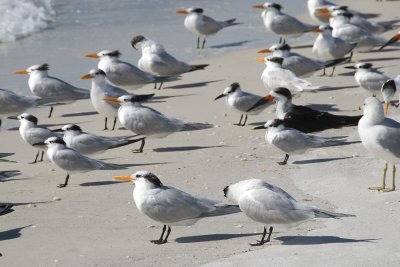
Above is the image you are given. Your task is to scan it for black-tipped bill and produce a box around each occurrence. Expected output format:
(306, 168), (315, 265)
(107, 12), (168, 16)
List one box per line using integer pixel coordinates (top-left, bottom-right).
(214, 94), (225, 101)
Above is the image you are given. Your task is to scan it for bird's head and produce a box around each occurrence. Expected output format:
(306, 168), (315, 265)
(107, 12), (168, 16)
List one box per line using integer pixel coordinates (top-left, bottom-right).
(14, 64), (49, 75)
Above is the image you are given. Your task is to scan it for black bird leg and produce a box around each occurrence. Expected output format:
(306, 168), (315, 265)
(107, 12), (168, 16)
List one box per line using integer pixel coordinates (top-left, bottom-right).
(104, 117), (108, 130)
(234, 114), (243, 126)
(319, 68), (327, 77)
(202, 38), (206, 49)
(151, 224), (171, 244)
(242, 115), (248, 126)
(250, 226), (273, 246)
(329, 66), (336, 77)
(48, 106), (54, 118)
(197, 37), (200, 49)
(132, 138), (145, 153)
(154, 82), (157, 89)
(112, 117), (117, 130)
(158, 82), (164, 90)
(39, 151), (44, 162)
(30, 151), (40, 164)
(57, 174), (70, 188)
(278, 154), (289, 165)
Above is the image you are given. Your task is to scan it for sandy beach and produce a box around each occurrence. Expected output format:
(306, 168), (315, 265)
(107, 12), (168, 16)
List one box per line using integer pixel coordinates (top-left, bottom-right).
(2, 0), (400, 266)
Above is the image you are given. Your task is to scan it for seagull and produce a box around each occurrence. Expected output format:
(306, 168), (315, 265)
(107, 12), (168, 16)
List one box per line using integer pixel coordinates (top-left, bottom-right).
(224, 178), (353, 246)
(253, 2), (318, 43)
(0, 88), (51, 128)
(257, 43), (349, 77)
(312, 25), (356, 63)
(381, 80), (397, 115)
(14, 64), (90, 118)
(131, 35), (209, 78)
(257, 57), (320, 91)
(214, 82), (272, 126)
(254, 119), (344, 165)
(11, 113), (60, 164)
(176, 8), (240, 49)
(113, 170), (241, 244)
(358, 97), (400, 192)
(53, 124), (145, 155)
(379, 30), (400, 50)
(247, 87), (362, 133)
(84, 50), (177, 90)
(80, 69), (154, 130)
(104, 95), (213, 152)
(344, 62), (399, 95)
(33, 137), (128, 188)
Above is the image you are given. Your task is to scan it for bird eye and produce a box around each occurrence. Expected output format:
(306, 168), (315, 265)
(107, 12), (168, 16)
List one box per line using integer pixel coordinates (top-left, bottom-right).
(136, 174), (141, 178)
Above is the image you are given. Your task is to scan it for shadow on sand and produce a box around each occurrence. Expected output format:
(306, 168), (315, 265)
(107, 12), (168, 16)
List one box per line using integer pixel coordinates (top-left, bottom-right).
(276, 235), (377, 245)
(293, 156), (353, 165)
(163, 80), (223, 89)
(175, 233), (259, 243)
(209, 40), (252, 49)
(153, 145), (224, 153)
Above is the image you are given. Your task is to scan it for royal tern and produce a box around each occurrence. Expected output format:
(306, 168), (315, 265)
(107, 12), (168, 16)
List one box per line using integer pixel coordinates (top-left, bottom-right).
(328, 11), (387, 52)
(257, 57), (320, 91)
(224, 179), (353, 245)
(176, 8), (240, 49)
(248, 87), (362, 133)
(381, 80), (397, 115)
(11, 113), (60, 164)
(344, 63), (399, 95)
(312, 25), (356, 64)
(84, 50), (176, 90)
(114, 171), (241, 244)
(257, 43), (348, 77)
(80, 69), (154, 130)
(253, 2), (317, 42)
(254, 119), (344, 165)
(53, 124), (145, 155)
(379, 31), (400, 50)
(104, 95), (213, 152)
(131, 35), (209, 78)
(214, 82), (272, 126)
(14, 64), (90, 118)
(358, 97), (400, 192)
(33, 137), (127, 188)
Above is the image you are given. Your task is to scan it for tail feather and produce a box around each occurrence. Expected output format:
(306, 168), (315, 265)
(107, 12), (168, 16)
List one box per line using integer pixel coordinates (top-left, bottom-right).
(181, 122), (214, 131)
(378, 19), (400, 32)
(154, 75), (181, 83)
(137, 93), (155, 101)
(188, 64), (209, 72)
(111, 137), (145, 149)
(202, 204), (241, 217)
(325, 56), (351, 68)
(313, 209), (355, 219)
(222, 18), (242, 28)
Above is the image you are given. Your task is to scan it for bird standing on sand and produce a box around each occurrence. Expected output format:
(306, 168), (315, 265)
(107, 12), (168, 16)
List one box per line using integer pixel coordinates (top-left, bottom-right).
(114, 171), (241, 244)
(224, 179), (353, 246)
(176, 8), (240, 49)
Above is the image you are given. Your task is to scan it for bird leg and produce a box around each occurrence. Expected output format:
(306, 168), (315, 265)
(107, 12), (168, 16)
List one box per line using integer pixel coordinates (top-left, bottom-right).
(29, 151), (40, 164)
(329, 66), (336, 77)
(151, 224), (170, 244)
(242, 115), (248, 126)
(104, 117), (108, 130)
(319, 68), (327, 77)
(278, 154), (289, 165)
(112, 117), (117, 130)
(158, 82), (164, 90)
(197, 37), (200, 49)
(250, 226), (273, 246)
(382, 165), (396, 192)
(202, 38), (206, 49)
(57, 174), (70, 188)
(369, 162), (387, 190)
(39, 151), (44, 162)
(234, 114), (243, 126)
(48, 106), (54, 118)
(132, 138), (145, 153)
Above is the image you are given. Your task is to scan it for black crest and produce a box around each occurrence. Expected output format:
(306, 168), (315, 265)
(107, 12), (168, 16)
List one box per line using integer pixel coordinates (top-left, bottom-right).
(143, 173), (163, 187)
(131, 35), (145, 48)
(274, 87), (292, 100)
(106, 50), (121, 58)
(382, 79), (396, 93)
(268, 119), (284, 128)
(68, 124), (82, 132)
(37, 64), (49, 71)
(270, 3), (282, 11)
(191, 8), (204, 13)
(223, 186), (229, 197)
(360, 63), (372, 69)
(97, 69), (106, 76)
(230, 82), (240, 92)
(25, 114), (38, 124)
(268, 57), (284, 65)
(50, 138), (66, 146)
(341, 12), (353, 18)
(279, 44), (291, 51)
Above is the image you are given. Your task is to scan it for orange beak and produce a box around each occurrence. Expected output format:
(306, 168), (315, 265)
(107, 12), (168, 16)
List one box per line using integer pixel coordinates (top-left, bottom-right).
(256, 57), (266, 63)
(14, 70), (29, 74)
(246, 94), (275, 112)
(103, 97), (122, 103)
(312, 27), (322, 33)
(113, 175), (136, 182)
(257, 48), (272, 53)
(84, 53), (99, 58)
(252, 4), (265, 9)
(176, 10), (189, 14)
(80, 73), (93, 80)
(384, 101), (389, 116)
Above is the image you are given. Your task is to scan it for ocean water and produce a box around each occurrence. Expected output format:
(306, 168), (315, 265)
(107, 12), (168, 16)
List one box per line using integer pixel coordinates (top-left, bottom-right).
(0, 0), (308, 126)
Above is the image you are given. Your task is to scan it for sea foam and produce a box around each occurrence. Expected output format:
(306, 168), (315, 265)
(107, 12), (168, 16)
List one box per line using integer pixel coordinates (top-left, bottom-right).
(0, 0), (55, 42)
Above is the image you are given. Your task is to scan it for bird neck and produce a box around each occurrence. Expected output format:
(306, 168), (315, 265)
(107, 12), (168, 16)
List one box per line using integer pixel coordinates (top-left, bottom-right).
(276, 99), (292, 119)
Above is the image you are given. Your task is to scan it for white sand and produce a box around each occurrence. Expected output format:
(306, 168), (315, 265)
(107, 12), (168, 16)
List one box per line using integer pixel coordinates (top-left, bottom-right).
(2, 0), (400, 266)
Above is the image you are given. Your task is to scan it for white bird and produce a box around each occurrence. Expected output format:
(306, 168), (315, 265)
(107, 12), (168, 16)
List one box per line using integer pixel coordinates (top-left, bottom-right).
(254, 119), (344, 165)
(344, 62), (399, 95)
(54, 124), (145, 155)
(131, 35), (209, 78)
(0, 88), (50, 127)
(104, 95), (213, 152)
(258, 43), (348, 77)
(312, 25), (356, 62)
(224, 178), (353, 246)
(33, 137), (128, 188)
(84, 50), (176, 90)
(358, 97), (400, 192)
(253, 2), (317, 43)
(328, 11), (387, 52)
(80, 69), (154, 130)
(214, 82), (271, 126)
(381, 79), (397, 116)
(13, 113), (60, 164)
(257, 57), (320, 91)
(14, 64), (90, 118)
(176, 8), (240, 49)
(113, 170), (241, 244)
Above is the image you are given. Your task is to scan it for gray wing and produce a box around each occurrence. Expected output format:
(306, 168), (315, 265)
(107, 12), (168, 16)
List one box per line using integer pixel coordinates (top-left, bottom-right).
(33, 76), (89, 100)
(271, 129), (315, 153)
(233, 92), (264, 112)
(72, 133), (124, 153)
(53, 148), (107, 172)
(0, 89), (37, 116)
(359, 72), (390, 90)
(271, 14), (314, 34)
(151, 51), (190, 75)
(284, 54), (324, 76)
(198, 15), (224, 34)
(376, 119), (400, 157)
(26, 127), (58, 145)
(106, 61), (155, 86)
(104, 84), (129, 97)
